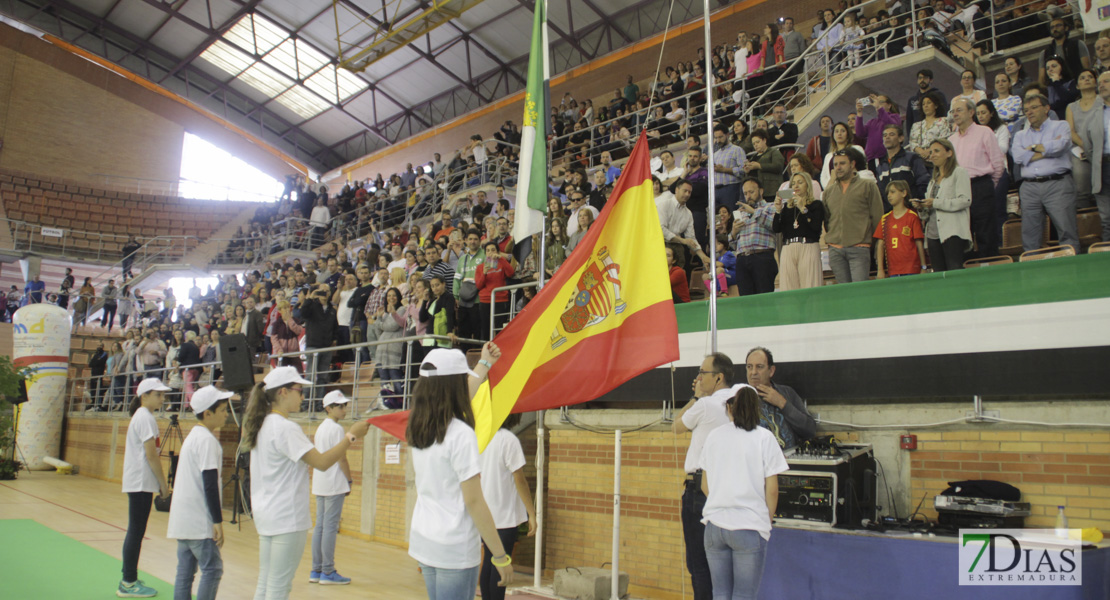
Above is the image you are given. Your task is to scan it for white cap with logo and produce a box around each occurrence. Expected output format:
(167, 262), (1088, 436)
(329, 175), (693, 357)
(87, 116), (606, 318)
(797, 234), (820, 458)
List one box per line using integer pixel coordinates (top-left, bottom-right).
(323, 390), (350, 407)
(191, 385), (234, 414)
(418, 348), (479, 378)
(263, 366), (312, 391)
(136, 378), (172, 397)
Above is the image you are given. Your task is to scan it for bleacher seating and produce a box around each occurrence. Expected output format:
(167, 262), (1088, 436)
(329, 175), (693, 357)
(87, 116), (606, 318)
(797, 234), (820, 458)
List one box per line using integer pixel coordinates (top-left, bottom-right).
(0, 167), (256, 256)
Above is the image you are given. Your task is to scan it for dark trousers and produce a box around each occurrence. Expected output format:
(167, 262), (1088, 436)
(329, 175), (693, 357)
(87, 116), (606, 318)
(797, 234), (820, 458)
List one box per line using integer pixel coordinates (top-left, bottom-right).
(480, 526), (520, 600)
(122, 257), (134, 279)
(994, 170), (1012, 244)
(735, 251), (778, 296)
(714, 184), (740, 217)
(479, 300), (509, 341)
(335, 325), (352, 365)
(692, 208), (709, 251)
(682, 480), (713, 600)
(970, 175), (997, 258)
(122, 492), (153, 583)
(101, 304), (117, 330)
(927, 236), (966, 271)
(457, 303), (481, 345)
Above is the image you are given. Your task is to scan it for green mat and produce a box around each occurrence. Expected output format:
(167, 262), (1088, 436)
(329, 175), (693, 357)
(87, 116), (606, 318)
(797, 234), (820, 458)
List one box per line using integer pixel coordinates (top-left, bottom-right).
(0, 519), (175, 599)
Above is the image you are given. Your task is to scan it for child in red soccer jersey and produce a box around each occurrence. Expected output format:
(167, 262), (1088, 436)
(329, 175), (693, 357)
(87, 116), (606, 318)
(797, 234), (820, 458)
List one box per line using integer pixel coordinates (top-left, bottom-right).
(874, 181), (927, 278)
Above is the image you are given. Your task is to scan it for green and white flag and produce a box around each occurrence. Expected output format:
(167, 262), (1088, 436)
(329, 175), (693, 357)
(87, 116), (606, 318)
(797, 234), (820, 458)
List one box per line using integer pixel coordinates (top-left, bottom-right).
(511, 0), (549, 245)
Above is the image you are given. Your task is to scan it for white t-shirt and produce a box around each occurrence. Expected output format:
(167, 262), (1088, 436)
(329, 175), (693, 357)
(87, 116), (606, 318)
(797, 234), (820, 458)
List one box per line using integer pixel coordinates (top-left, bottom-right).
(698, 424), (789, 540)
(122, 407), (160, 493)
(680, 386), (736, 474)
(387, 258), (407, 274)
(167, 424), (222, 540)
(409, 418), (482, 569)
(335, 289), (355, 329)
(312, 418), (350, 497)
(250, 413), (315, 536)
(479, 429), (528, 529)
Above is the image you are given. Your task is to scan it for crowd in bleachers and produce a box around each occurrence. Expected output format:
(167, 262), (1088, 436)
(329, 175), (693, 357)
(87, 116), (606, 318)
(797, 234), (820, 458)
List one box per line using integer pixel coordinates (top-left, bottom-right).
(12, 0), (1110, 414)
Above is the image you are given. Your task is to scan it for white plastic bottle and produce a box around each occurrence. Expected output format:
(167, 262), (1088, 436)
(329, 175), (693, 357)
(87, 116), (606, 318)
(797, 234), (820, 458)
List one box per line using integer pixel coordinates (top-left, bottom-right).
(1055, 505), (1068, 538)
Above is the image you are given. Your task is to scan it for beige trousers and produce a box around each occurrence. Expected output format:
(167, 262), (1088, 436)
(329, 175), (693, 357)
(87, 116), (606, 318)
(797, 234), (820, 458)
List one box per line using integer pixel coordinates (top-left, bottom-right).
(778, 242), (823, 290)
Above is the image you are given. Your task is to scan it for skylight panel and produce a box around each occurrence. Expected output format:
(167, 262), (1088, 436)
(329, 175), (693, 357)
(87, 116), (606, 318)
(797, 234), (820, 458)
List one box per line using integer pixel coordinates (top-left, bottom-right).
(199, 40), (253, 76)
(238, 61), (293, 98)
(276, 86), (333, 120)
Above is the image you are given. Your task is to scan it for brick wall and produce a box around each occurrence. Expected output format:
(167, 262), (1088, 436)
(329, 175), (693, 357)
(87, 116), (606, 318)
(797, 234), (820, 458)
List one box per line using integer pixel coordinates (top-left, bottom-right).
(907, 430), (1110, 529)
(545, 429), (689, 599)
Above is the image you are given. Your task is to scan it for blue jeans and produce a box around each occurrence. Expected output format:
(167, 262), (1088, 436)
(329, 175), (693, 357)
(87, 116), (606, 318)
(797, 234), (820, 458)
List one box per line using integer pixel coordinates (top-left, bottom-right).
(311, 494), (345, 574)
(175, 538), (223, 600)
(681, 481), (713, 600)
(418, 563), (480, 600)
(703, 523), (767, 600)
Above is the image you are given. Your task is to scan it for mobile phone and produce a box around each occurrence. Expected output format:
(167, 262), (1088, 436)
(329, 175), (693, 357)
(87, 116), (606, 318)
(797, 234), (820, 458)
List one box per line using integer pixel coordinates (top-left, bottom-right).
(858, 97), (871, 106)
(776, 188), (793, 200)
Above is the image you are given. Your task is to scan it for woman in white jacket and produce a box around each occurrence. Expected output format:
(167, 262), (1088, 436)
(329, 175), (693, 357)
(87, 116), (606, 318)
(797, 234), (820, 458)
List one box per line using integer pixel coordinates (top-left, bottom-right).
(912, 138), (972, 271)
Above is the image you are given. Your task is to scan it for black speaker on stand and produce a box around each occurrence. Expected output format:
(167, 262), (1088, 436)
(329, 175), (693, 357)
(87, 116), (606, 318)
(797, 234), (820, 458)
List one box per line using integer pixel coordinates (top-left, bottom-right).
(218, 334), (255, 391)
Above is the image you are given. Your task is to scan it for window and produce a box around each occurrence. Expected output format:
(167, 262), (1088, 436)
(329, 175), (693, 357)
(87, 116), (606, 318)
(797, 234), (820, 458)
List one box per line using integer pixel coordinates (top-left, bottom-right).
(178, 132), (283, 202)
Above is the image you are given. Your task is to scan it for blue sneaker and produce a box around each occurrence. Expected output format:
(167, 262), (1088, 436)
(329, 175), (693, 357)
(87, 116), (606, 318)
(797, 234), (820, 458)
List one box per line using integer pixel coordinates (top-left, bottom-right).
(309, 571), (321, 583)
(319, 571), (351, 585)
(117, 580), (157, 597)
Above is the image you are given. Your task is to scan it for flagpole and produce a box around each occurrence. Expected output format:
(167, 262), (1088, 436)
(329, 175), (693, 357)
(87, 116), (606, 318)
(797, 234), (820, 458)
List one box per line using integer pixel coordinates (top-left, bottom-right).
(611, 429), (622, 600)
(701, 0), (719, 353)
(534, 1), (550, 590)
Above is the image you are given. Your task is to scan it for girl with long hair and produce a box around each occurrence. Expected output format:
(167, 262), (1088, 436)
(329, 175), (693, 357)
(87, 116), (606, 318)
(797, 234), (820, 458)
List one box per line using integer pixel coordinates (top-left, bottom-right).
(372, 287), (407, 406)
(242, 367), (369, 599)
(975, 99), (1014, 238)
(773, 171), (826, 290)
(913, 139), (972, 271)
(544, 217), (569, 276)
(699, 386), (789, 600)
(475, 241), (515, 340)
(117, 378), (172, 598)
(909, 91), (952, 159)
(992, 72), (1023, 133)
(406, 345), (514, 600)
(1065, 68), (1104, 210)
(819, 122), (865, 188)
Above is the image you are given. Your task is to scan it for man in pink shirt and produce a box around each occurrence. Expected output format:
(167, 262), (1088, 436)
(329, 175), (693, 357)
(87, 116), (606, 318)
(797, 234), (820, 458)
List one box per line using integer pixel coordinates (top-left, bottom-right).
(949, 98), (1005, 257)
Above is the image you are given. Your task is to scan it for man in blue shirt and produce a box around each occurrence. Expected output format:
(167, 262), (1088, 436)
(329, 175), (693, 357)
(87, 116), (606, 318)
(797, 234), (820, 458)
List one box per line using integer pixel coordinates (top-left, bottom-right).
(1012, 93), (1079, 252)
(24, 275), (45, 304)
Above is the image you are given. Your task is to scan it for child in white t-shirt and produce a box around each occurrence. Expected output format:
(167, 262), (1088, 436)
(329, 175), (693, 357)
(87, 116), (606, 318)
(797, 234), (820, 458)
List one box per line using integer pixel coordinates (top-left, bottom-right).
(310, 391), (354, 585)
(839, 12), (865, 69)
(407, 346), (514, 600)
(118, 378), (172, 598)
(478, 413), (537, 600)
(167, 385), (234, 600)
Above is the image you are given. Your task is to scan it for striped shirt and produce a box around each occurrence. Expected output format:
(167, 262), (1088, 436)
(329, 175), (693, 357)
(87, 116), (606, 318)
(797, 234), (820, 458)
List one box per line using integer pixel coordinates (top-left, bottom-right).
(422, 260), (455, 284)
(733, 202), (776, 254)
(713, 142), (747, 187)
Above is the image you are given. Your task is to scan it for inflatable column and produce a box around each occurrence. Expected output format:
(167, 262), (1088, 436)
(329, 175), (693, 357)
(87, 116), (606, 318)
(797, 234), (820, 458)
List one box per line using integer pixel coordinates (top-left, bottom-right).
(12, 304), (71, 471)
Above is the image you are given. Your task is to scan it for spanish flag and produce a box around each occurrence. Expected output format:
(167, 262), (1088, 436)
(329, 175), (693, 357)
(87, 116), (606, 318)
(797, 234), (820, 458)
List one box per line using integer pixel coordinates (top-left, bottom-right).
(370, 130), (679, 450)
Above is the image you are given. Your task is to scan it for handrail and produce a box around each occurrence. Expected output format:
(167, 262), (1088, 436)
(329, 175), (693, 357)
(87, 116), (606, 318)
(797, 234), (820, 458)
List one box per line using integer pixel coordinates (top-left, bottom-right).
(490, 281), (539, 340)
(90, 173), (279, 203)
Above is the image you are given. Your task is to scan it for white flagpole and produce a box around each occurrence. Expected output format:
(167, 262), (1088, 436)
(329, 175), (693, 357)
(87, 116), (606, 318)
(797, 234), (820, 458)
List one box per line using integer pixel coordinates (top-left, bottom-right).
(611, 429), (622, 600)
(701, 0), (719, 353)
(534, 5), (551, 589)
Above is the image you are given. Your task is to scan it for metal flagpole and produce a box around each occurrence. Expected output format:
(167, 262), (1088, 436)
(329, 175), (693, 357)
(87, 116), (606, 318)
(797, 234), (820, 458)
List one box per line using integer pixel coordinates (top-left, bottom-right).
(611, 429), (622, 600)
(534, 1), (551, 589)
(702, 0), (719, 353)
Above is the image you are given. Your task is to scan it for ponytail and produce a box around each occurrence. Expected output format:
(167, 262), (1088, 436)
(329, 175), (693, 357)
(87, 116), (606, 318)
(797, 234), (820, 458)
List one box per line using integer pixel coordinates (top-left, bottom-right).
(241, 382), (271, 450)
(128, 394), (142, 416)
(727, 385), (762, 431)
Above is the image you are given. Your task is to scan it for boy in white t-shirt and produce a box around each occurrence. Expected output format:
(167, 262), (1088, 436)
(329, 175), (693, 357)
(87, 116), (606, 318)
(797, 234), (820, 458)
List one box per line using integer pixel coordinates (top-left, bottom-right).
(310, 391), (354, 585)
(167, 385), (233, 600)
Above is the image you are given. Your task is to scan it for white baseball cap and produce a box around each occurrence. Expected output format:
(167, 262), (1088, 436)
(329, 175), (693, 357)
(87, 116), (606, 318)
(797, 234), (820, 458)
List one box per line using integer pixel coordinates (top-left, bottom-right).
(419, 348), (479, 378)
(263, 366), (312, 390)
(191, 385), (234, 414)
(323, 390), (350, 407)
(136, 378), (172, 397)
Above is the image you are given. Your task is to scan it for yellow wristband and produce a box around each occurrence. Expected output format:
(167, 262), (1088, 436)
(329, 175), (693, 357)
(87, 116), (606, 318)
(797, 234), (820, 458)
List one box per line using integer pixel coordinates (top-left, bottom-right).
(491, 554), (512, 567)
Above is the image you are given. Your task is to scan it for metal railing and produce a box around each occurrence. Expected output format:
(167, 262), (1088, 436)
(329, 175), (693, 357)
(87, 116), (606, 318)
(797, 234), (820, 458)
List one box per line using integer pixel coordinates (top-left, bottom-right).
(490, 281), (539, 340)
(0, 217), (196, 263)
(66, 333), (484, 420)
(90, 174), (280, 203)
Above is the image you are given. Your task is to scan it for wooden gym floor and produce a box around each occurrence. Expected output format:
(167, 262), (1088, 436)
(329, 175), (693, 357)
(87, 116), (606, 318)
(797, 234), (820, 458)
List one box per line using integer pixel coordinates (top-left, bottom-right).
(0, 471), (552, 599)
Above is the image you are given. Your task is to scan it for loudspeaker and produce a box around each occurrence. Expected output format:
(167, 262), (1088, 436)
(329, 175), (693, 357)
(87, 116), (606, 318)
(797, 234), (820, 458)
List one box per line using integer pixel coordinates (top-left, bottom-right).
(219, 333), (255, 390)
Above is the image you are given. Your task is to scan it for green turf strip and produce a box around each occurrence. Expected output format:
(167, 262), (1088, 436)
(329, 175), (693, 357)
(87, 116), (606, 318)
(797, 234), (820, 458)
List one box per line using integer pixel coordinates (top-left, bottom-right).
(0, 519), (175, 599)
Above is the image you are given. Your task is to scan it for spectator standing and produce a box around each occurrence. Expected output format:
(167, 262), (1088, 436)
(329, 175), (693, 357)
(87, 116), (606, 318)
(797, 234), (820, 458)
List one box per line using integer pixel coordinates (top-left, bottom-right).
(773, 172), (825, 290)
(823, 150), (884, 283)
(874, 181), (927, 278)
(1045, 58), (1080, 118)
(301, 283), (338, 409)
(101, 279), (119, 332)
(767, 105), (799, 149)
(24, 275), (45, 304)
(453, 230), (485, 344)
(122, 235), (142, 281)
(1005, 56), (1031, 99)
(805, 116), (834, 168)
(905, 69), (948, 137)
(993, 72), (1024, 133)
(855, 94), (904, 161)
(913, 139), (973, 271)
(1065, 69), (1105, 210)
(820, 122), (865, 189)
(948, 98), (1005, 257)
(1038, 18), (1089, 87)
(952, 69), (988, 108)
(475, 241), (514, 340)
(909, 92), (952, 159)
(667, 247), (691, 304)
(974, 100), (1015, 239)
(310, 198), (331, 249)
(1012, 94), (1080, 253)
(731, 178), (778, 295)
(711, 124), (746, 214)
(743, 132), (785, 203)
(871, 124), (931, 210)
(1093, 72), (1110, 241)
